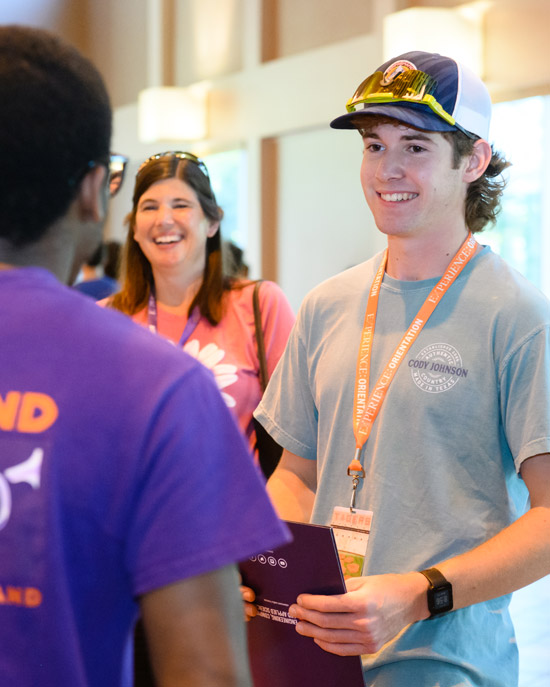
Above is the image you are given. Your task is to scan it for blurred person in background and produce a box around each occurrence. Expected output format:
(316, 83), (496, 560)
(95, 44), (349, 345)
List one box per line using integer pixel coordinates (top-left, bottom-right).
(73, 239), (122, 300)
(224, 240), (249, 278)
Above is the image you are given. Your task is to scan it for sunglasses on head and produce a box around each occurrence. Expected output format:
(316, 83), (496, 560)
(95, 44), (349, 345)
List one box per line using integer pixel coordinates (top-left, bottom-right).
(346, 68), (456, 128)
(137, 151), (210, 180)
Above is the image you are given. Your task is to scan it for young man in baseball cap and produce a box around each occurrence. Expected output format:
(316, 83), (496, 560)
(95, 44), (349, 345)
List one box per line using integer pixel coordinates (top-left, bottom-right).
(251, 51), (550, 685)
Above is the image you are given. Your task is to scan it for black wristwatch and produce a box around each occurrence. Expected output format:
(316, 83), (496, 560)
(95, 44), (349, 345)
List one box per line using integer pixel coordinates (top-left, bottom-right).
(419, 567), (453, 617)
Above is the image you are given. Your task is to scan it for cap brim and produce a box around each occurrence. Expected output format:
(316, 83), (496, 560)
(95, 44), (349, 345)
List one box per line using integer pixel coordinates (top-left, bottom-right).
(330, 103), (457, 133)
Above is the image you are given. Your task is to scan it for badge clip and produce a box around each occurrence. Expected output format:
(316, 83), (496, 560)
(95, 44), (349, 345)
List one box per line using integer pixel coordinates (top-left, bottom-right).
(347, 448), (365, 512)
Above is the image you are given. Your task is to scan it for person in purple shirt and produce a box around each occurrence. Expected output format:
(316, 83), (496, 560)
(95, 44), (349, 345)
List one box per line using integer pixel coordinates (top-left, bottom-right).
(0, 25), (289, 687)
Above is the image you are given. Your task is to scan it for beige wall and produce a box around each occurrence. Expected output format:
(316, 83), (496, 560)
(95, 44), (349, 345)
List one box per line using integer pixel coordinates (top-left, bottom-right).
(485, 0), (550, 102)
(0, 0), (88, 51)
(277, 127), (384, 312)
(85, 0), (149, 108)
(263, 0), (376, 60)
(0, 0), (147, 108)
(1, 0), (549, 305)
(174, 0), (245, 84)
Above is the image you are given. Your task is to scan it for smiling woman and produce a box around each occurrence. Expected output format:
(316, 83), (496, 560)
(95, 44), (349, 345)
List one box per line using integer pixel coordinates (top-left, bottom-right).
(102, 151), (295, 462)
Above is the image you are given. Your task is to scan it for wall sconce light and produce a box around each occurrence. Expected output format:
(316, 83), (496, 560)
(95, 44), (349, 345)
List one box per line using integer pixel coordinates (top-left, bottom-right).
(383, 3), (490, 77)
(138, 84), (208, 143)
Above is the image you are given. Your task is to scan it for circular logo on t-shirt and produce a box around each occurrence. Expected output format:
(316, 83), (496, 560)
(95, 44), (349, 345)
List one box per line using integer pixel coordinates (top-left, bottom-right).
(410, 343), (468, 393)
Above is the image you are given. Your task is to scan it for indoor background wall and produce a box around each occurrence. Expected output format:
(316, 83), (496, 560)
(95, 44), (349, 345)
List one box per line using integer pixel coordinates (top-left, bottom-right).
(0, 0), (88, 51)
(2, 0), (549, 309)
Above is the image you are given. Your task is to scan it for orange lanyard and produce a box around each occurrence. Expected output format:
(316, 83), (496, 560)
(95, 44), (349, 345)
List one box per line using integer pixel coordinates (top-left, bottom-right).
(347, 233), (478, 507)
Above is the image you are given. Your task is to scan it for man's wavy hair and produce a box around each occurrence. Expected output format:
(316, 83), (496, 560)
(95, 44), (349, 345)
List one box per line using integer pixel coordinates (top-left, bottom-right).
(0, 26), (112, 246)
(441, 129), (510, 233)
(355, 114), (510, 233)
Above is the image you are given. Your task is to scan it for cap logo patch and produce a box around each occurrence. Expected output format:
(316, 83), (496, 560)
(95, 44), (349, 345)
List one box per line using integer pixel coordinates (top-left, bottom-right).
(380, 60), (417, 86)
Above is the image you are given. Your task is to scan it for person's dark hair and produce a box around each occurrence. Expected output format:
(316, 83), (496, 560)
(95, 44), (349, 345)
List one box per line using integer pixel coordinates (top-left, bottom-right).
(354, 114), (510, 233)
(224, 240), (249, 278)
(103, 241), (121, 280)
(85, 243), (105, 269)
(0, 25), (112, 247)
(109, 156), (237, 325)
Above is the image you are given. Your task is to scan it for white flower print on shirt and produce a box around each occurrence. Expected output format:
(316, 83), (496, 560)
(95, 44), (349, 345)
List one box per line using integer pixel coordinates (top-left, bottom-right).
(183, 339), (238, 408)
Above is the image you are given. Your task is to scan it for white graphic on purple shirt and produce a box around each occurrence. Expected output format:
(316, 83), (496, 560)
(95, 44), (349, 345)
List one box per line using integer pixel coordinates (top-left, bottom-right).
(0, 448), (43, 530)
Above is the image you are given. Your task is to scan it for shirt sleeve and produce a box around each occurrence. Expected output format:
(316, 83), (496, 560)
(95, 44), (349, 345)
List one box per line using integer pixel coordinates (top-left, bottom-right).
(499, 324), (550, 471)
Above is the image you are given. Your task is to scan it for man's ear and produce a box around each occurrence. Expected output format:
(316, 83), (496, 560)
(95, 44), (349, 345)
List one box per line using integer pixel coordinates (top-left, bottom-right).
(75, 165), (107, 222)
(463, 139), (492, 183)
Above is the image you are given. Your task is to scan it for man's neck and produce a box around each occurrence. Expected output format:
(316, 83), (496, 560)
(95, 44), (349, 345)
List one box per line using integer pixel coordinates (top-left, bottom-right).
(385, 229), (474, 281)
(0, 225), (75, 284)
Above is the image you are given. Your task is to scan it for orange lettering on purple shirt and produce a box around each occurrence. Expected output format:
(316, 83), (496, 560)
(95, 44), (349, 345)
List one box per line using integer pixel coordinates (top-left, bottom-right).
(24, 588), (42, 607)
(0, 391), (58, 432)
(0, 392), (21, 431)
(17, 393), (58, 432)
(0, 585), (43, 607)
(7, 587), (22, 604)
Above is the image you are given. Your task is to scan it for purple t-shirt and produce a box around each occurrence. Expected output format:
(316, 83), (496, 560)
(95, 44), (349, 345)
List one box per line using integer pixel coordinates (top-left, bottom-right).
(0, 267), (289, 686)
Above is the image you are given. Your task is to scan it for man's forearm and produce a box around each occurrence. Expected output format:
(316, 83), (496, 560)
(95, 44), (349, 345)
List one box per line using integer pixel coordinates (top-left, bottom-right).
(267, 466), (315, 521)
(431, 454), (550, 616)
(142, 565), (253, 686)
(266, 450), (316, 522)
(435, 505), (550, 614)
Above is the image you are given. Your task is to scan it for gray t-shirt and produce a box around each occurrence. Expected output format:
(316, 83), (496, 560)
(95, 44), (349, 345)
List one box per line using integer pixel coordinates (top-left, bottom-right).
(256, 246), (550, 686)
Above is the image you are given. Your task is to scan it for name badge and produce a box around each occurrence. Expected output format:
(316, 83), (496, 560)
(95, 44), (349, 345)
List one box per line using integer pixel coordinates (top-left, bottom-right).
(330, 506), (373, 579)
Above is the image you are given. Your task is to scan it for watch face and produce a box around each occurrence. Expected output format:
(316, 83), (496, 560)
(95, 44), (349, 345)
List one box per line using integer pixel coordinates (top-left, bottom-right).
(429, 585), (453, 613)
(432, 587), (452, 610)
(420, 568), (453, 616)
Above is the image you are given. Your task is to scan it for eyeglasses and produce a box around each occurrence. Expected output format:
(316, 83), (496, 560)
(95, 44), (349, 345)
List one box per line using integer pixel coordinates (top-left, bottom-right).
(108, 153), (129, 197)
(137, 151), (210, 179)
(71, 153), (129, 198)
(346, 69), (456, 128)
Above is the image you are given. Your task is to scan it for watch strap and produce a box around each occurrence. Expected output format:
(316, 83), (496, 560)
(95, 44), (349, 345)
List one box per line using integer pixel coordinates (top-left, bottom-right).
(419, 566), (453, 616)
(419, 567), (448, 588)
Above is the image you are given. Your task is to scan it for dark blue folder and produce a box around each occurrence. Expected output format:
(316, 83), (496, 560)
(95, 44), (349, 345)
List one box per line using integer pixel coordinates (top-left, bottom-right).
(239, 520), (365, 686)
